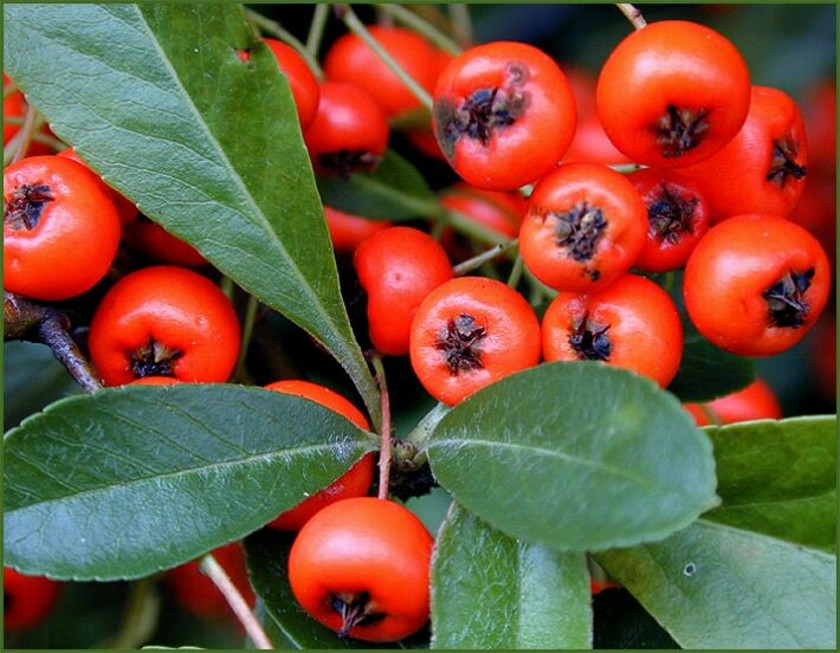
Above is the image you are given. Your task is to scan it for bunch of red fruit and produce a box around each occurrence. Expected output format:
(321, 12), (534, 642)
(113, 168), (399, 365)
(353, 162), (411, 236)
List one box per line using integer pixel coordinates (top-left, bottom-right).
(3, 11), (834, 645)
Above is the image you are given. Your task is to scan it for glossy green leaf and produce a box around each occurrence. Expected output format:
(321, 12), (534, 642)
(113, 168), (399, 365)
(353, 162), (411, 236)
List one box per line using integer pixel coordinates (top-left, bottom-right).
(315, 150), (437, 221)
(2, 3), (380, 426)
(703, 415), (836, 552)
(431, 502), (591, 649)
(4, 385), (375, 581)
(595, 520), (837, 649)
(425, 362), (719, 552)
(666, 319), (755, 402)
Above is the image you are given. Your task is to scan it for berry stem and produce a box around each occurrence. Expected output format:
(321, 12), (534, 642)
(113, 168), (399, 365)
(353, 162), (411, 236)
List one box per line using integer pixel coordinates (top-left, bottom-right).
(337, 4), (434, 111)
(404, 401), (451, 449)
(378, 3), (463, 55)
(507, 254), (525, 289)
(244, 7), (324, 79)
(233, 294), (259, 384)
(370, 351), (393, 500)
(3, 101), (43, 166)
(448, 4), (475, 49)
(616, 3), (647, 30)
(452, 238), (519, 276)
(440, 206), (512, 246)
(305, 3), (330, 60)
(94, 577), (160, 649)
(199, 552), (273, 650)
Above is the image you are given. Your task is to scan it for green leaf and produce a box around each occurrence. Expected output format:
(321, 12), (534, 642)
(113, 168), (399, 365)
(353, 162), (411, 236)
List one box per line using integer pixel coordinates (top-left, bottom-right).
(244, 529), (381, 649)
(4, 385), (375, 581)
(431, 502), (592, 649)
(703, 415), (836, 552)
(594, 520), (837, 649)
(666, 319), (755, 403)
(425, 362), (719, 552)
(2, 3), (380, 426)
(315, 149), (437, 221)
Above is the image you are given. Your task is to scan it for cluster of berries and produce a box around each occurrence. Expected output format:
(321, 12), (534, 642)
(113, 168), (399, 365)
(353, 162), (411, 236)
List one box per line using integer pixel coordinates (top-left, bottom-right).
(3, 9), (834, 645)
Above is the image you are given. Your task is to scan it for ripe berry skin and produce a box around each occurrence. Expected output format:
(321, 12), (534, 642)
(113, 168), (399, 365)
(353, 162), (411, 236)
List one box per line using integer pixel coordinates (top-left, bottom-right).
(288, 497), (433, 643)
(354, 226), (453, 356)
(684, 378), (782, 426)
(4, 155), (122, 301)
(673, 86), (809, 223)
(519, 163), (648, 292)
(262, 379), (375, 531)
(409, 276), (541, 406)
(324, 26), (439, 119)
(88, 266), (241, 385)
(122, 218), (208, 267)
(683, 214), (831, 357)
(324, 206), (391, 254)
(541, 274), (684, 388)
(596, 20), (751, 168)
(304, 81), (389, 177)
(3, 568), (62, 631)
(432, 41), (577, 190)
(627, 167), (710, 272)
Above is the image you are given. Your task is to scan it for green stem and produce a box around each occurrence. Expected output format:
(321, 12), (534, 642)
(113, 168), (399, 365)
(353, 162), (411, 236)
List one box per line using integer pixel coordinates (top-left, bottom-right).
(378, 4), (462, 55)
(234, 294), (259, 384)
(218, 276), (235, 303)
(448, 4), (474, 49)
(370, 352), (393, 500)
(507, 254), (525, 289)
(439, 206), (512, 246)
(305, 3), (331, 60)
(337, 4), (434, 111)
(404, 402), (451, 450)
(4, 101), (41, 166)
(200, 553), (273, 649)
(244, 7), (324, 79)
(452, 239), (519, 276)
(95, 577), (161, 649)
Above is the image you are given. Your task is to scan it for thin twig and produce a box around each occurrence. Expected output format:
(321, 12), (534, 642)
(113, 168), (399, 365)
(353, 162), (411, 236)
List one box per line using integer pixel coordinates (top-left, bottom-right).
(616, 3), (647, 30)
(370, 352), (393, 500)
(448, 4), (474, 49)
(452, 239), (519, 276)
(95, 577), (161, 649)
(244, 7), (324, 79)
(305, 3), (331, 60)
(507, 254), (525, 289)
(233, 294), (259, 384)
(337, 4), (434, 111)
(199, 552), (273, 650)
(4, 292), (104, 393)
(378, 4), (462, 55)
(39, 313), (104, 393)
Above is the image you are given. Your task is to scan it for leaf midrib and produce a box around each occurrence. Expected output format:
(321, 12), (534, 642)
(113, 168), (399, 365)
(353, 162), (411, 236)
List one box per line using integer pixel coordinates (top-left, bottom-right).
(429, 437), (690, 495)
(6, 441), (360, 513)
